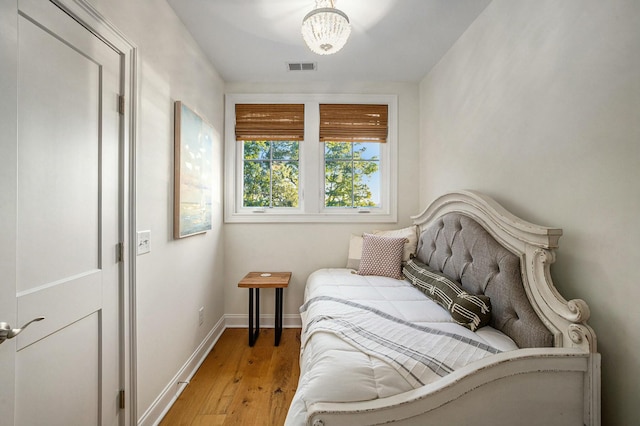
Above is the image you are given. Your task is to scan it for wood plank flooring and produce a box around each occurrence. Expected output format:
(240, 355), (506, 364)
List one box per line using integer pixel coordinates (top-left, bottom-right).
(160, 328), (301, 426)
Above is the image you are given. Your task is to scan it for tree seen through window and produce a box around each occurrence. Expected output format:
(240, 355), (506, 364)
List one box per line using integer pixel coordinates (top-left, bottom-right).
(324, 142), (380, 208)
(242, 141), (299, 207)
(242, 140), (380, 209)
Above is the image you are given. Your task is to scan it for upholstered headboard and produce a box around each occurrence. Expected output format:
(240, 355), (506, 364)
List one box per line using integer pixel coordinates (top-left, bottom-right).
(411, 190), (596, 353)
(415, 213), (552, 348)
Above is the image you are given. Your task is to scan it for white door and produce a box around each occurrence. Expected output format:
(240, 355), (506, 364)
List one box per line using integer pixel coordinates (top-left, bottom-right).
(0, 0), (123, 425)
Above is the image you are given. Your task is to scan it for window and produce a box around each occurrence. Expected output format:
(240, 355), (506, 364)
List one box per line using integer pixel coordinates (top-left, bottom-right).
(243, 141), (299, 208)
(225, 94), (397, 223)
(320, 104), (388, 210)
(235, 103), (304, 210)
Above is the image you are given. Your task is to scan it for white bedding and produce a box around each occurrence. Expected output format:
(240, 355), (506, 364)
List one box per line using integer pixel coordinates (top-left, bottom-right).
(285, 268), (519, 426)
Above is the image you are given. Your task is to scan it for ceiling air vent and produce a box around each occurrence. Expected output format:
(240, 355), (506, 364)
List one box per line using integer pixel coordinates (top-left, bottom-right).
(287, 62), (317, 71)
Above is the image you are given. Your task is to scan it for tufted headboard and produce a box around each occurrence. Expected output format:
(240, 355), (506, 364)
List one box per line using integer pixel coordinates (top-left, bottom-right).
(411, 190), (597, 353)
(415, 213), (553, 348)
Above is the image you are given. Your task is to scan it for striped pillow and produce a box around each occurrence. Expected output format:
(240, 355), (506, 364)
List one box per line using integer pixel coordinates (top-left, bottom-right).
(403, 259), (491, 331)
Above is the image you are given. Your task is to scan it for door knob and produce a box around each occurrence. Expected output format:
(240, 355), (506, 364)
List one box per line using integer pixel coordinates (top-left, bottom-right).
(0, 317), (45, 344)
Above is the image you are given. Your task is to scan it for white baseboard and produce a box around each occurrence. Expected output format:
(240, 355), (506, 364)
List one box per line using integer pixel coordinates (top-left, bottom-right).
(224, 313), (302, 329)
(137, 313), (301, 425)
(137, 316), (226, 426)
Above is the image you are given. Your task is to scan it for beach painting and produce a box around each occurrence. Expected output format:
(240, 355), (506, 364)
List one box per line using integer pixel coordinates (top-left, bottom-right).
(174, 101), (213, 238)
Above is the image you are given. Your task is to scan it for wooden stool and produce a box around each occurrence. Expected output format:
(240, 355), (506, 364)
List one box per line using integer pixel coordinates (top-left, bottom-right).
(238, 272), (291, 346)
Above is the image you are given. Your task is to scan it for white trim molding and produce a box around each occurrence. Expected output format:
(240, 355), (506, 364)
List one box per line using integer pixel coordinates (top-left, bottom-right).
(225, 313), (302, 329)
(137, 317), (226, 426)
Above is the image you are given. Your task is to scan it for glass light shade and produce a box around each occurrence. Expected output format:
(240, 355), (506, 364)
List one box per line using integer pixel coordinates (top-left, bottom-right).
(301, 1), (351, 55)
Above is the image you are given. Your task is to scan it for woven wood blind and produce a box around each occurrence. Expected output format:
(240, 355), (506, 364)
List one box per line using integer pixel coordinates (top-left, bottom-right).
(319, 104), (388, 143)
(235, 104), (305, 141)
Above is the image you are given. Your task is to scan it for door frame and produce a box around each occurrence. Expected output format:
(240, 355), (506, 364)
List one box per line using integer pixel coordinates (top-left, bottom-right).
(49, 1), (139, 424)
(0, 0), (137, 422)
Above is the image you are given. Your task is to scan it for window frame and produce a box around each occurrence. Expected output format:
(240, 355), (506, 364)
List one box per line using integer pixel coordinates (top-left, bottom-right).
(224, 93), (398, 223)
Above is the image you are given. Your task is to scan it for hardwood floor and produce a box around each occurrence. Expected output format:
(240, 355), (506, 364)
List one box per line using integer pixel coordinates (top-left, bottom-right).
(160, 328), (301, 426)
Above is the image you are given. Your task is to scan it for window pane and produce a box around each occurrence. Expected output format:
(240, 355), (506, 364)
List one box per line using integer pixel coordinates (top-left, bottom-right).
(325, 160), (353, 207)
(353, 142), (380, 160)
(324, 142), (380, 208)
(324, 142), (352, 160)
(354, 161), (380, 207)
(243, 141), (300, 208)
(243, 141), (270, 160)
(272, 161), (299, 207)
(243, 161), (270, 207)
(272, 141), (299, 160)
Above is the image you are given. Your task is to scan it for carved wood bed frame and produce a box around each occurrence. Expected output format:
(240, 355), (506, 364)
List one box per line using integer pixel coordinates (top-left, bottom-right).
(306, 190), (600, 426)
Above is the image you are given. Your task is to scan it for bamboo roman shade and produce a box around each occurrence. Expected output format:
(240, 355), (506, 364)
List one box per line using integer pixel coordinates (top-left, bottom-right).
(235, 104), (305, 141)
(319, 104), (388, 143)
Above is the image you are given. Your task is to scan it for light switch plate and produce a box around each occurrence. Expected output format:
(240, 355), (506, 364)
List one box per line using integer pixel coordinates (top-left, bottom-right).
(137, 230), (151, 255)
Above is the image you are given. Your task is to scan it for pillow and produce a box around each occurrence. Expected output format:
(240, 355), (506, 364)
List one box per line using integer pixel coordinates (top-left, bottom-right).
(357, 233), (406, 280)
(450, 292), (492, 331)
(346, 234), (363, 270)
(373, 226), (418, 263)
(403, 259), (491, 331)
(346, 226), (417, 270)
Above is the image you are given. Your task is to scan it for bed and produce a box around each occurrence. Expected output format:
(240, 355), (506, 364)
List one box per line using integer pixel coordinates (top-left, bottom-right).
(285, 190), (600, 426)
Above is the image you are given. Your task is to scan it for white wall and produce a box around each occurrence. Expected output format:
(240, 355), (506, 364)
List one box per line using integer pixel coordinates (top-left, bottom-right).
(223, 82), (420, 323)
(86, 0), (225, 420)
(418, 1), (640, 424)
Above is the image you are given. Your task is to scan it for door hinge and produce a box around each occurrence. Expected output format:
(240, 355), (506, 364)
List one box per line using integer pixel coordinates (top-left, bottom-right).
(119, 389), (125, 409)
(116, 242), (124, 263)
(118, 95), (125, 115)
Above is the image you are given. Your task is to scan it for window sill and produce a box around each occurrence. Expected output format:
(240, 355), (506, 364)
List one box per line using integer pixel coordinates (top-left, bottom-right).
(224, 211), (398, 224)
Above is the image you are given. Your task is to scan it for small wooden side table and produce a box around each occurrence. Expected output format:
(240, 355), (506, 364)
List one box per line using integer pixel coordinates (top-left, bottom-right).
(238, 271), (291, 347)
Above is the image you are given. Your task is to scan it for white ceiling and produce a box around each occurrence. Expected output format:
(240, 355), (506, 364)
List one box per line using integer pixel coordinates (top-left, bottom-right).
(166, 0), (491, 83)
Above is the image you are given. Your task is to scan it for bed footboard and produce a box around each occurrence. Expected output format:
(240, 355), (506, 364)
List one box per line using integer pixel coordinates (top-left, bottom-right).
(307, 349), (600, 426)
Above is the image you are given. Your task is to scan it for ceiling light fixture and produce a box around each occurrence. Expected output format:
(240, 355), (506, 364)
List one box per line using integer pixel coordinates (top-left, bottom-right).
(301, 0), (351, 55)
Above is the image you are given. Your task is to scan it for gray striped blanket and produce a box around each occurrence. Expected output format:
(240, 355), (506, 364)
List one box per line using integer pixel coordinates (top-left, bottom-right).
(300, 296), (500, 388)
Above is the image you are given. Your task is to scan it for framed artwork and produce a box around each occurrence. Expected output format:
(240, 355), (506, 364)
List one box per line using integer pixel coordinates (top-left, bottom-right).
(174, 101), (213, 238)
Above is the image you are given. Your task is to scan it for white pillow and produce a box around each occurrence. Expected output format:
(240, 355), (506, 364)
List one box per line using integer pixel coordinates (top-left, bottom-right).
(373, 226), (418, 262)
(346, 234), (363, 270)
